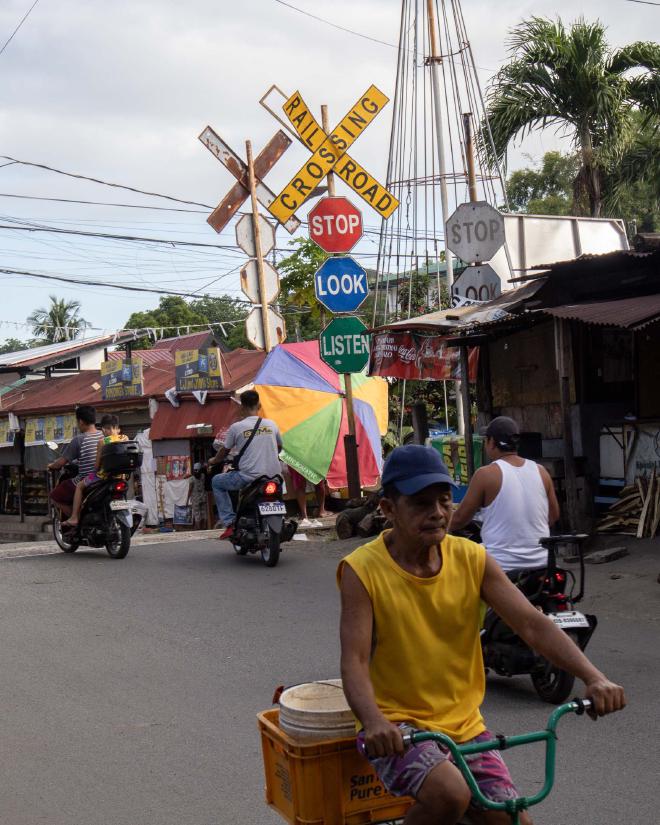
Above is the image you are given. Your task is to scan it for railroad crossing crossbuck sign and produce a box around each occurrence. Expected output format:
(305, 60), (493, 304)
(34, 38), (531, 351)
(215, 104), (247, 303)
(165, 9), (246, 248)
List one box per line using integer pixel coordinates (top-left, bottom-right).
(319, 316), (370, 374)
(268, 85), (400, 225)
(199, 126), (301, 234)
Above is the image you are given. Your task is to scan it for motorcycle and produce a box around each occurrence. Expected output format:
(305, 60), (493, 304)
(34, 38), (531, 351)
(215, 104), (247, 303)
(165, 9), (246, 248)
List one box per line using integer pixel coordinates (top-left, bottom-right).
(213, 464), (297, 567)
(458, 525), (598, 703)
(50, 440), (143, 560)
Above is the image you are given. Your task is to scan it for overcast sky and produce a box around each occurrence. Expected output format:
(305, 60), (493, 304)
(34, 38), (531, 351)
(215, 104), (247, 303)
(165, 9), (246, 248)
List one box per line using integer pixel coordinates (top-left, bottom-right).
(0, 0), (654, 342)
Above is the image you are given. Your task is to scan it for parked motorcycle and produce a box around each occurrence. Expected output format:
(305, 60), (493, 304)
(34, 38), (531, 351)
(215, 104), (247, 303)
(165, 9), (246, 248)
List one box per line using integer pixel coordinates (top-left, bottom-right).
(212, 464), (297, 567)
(456, 524), (598, 703)
(51, 440), (143, 559)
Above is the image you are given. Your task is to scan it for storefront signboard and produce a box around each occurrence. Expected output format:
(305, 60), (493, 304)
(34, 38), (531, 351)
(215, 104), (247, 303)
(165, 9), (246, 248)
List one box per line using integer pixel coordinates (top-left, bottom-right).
(25, 414), (77, 446)
(175, 348), (223, 393)
(101, 358), (144, 400)
(0, 418), (16, 448)
(369, 330), (479, 382)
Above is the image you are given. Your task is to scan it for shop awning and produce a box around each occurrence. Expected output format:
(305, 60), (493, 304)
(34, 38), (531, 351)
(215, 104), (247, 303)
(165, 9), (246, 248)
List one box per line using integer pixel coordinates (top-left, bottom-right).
(544, 295), (660, 330)
(149, 398), (239, 440)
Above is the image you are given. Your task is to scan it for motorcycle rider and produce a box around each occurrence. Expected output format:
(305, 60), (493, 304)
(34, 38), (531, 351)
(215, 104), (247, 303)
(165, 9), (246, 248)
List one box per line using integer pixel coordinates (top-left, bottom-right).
(207, 390), (282, 541)
(48, 406), (103, 519)
(450, 416), (560, 572)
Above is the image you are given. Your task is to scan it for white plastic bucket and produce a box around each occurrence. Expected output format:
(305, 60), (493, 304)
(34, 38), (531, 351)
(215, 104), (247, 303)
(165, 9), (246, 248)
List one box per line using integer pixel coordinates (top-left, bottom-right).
(279, 679), (355, 740)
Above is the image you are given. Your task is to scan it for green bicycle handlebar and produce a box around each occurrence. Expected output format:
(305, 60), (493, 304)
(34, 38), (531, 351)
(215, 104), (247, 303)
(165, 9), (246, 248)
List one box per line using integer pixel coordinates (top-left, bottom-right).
(403, 699), (592, 821)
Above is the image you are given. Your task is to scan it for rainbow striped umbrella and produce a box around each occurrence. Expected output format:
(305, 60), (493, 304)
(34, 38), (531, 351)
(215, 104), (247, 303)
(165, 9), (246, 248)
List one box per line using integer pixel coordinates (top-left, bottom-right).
(254, 341), (388, 489)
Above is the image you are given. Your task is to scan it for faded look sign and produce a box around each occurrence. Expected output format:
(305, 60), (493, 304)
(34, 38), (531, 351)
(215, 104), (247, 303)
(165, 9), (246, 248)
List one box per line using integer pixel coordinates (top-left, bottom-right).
(369, 331), (479, 382)
(175, 348), (223, 393)
(281, 90), (399, 220)
(268, 85), (390, 225)
(101, 358), (144, 400)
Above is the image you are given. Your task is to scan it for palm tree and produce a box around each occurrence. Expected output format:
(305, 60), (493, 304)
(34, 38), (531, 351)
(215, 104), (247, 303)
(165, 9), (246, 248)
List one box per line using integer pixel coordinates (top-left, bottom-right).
(27, 295), (89, 343)
(484, 18), (659, 217)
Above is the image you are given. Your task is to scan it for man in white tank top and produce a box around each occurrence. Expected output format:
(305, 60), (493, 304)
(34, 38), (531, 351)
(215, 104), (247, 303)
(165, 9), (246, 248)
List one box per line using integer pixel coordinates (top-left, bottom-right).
(451, 417), (560, 571)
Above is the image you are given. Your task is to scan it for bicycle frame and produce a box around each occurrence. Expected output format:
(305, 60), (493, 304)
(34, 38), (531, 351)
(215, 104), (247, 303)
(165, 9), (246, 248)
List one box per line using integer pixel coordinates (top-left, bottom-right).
(404, 699), (591, 824)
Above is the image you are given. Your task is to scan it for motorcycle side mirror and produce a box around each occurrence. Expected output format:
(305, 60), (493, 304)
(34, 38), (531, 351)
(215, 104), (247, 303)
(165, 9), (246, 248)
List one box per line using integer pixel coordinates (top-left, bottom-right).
(46, 441), (59, 451)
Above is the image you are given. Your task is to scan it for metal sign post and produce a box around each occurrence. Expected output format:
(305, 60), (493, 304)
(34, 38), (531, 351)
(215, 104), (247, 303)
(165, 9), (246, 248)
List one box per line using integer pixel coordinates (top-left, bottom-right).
(322, 104), (361, 499)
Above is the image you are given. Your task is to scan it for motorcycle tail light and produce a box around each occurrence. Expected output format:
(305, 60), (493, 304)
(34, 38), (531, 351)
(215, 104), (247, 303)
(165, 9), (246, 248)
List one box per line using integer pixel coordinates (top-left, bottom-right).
(113, 480), (128, 493)
(554, 571), (566, 583)
(263, 481), (278, 495)
(553, 596), (568, 611)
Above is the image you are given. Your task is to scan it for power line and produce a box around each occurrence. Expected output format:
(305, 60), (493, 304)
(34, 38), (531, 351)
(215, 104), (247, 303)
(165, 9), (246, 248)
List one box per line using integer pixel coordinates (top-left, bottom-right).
(0, 268), (313, 314)
(0, 221), (242, 250)
(0, 0), (40, 57)
(0, 156), (216, 209)
(623, 0), (660, 5)
(271, 0), (399, 49)
(0, 192), (208, 213)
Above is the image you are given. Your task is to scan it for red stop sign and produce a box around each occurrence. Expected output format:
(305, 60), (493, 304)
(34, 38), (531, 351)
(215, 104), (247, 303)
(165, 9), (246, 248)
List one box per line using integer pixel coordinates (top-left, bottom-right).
(308, 196), (363, 253)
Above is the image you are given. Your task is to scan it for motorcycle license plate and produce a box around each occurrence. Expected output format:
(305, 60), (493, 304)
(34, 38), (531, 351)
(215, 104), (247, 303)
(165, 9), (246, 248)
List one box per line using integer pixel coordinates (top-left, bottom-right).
(548, 610), (590, 629)
(258, 502), (286, 516)
(110, 500), (129, 511)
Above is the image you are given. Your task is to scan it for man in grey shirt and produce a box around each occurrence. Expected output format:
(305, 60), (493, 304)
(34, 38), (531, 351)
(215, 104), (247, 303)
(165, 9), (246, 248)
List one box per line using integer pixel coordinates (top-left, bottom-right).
(208, 390), (282, 540)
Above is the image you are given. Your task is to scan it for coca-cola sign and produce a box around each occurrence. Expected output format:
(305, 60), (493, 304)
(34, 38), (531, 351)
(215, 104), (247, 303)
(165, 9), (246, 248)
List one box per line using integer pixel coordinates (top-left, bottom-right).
(369, 330), (478, 381)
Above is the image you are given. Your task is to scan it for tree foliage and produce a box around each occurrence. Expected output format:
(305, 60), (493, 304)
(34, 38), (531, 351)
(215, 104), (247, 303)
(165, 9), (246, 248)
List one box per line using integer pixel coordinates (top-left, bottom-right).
(277, 237), (328, 341)
(0, 337), (33, 354)
(27, 296), (89, 343)
(484, 17), (660, 217)
(507, 148), (659, 231)
(123, 295), (249, 349)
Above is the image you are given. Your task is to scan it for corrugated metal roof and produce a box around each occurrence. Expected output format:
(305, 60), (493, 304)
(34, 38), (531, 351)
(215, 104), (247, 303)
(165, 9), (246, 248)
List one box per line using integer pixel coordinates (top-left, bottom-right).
(373, 280), (545, 332)
(107, 349), (174, 366)
(544, 295), (660, 330)
(149, 399), (240, 440)
(152, 331), (213, 351)
(0, 332), (135, 369)
(0, 348), (265, 415)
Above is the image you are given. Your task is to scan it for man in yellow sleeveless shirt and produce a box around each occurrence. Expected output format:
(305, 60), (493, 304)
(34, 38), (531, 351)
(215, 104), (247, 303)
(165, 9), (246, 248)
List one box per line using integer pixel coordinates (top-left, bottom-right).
(338, 445), (625, 824)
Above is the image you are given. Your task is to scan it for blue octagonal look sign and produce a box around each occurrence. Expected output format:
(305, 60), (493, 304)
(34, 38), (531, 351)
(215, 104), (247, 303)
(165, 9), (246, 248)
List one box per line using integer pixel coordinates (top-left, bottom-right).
(314, 256), (368, 313)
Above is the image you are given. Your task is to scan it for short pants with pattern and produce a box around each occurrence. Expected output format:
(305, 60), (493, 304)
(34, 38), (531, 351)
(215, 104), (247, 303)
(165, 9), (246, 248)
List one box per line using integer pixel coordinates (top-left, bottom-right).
(357, 724), (519, 808)
(83, 472), (103, 487)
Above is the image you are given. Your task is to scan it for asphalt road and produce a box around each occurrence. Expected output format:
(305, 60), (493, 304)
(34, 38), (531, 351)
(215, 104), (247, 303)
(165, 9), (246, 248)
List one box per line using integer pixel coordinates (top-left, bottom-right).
(0, 536), (657, 825)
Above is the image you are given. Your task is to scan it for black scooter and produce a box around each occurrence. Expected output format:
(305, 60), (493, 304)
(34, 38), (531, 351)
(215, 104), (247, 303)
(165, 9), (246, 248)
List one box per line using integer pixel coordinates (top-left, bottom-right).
(212, 464), (297, 567)
(51, 441), (143, 559)
(481, 533), (598, 703)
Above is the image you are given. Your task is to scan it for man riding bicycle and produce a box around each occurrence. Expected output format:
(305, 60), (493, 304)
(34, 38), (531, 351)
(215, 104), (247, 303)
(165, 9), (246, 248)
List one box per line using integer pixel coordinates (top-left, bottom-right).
(338, 444), (625, 825)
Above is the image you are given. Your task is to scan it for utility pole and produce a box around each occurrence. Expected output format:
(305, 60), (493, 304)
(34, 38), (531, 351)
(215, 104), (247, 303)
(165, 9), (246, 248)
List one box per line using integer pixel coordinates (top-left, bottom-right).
(425, 0), (464, 434)
(460, 112), (478, 478)
(246, 140), (272, 352)
(322, 104), (361, 499)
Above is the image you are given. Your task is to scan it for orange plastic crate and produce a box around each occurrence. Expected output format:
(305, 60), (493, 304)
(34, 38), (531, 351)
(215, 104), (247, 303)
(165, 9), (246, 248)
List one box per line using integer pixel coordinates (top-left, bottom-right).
(258, 709), (413, 825)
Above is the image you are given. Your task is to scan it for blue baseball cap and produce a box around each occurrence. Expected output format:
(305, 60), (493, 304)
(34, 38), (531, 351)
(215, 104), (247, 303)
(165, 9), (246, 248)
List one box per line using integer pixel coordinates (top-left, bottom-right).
(381, 445), (456, 496)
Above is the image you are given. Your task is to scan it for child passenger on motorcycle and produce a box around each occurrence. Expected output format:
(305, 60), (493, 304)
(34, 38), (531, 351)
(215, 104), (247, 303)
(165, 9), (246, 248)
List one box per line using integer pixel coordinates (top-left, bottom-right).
(63, 415), (128, 527)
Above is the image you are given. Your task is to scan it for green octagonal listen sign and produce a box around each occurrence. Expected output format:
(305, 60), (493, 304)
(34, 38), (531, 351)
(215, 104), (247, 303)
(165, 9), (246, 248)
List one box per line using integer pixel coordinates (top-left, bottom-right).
(319, 316), (370, 374)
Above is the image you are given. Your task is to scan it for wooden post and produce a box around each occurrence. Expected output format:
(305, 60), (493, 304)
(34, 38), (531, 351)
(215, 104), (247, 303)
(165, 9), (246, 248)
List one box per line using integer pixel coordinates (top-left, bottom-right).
(460, 346), (475, 478)
(463, 113), (478, 203)
(245, 140), (272, 352)
(555, 317), (579, 530)
(461, 113), (478, 479)
(322, 105), (361, 499)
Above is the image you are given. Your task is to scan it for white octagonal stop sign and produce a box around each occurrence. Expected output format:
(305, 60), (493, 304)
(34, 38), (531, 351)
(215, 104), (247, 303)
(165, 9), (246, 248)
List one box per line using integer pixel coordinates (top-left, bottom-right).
(446, 201), (505, 263)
